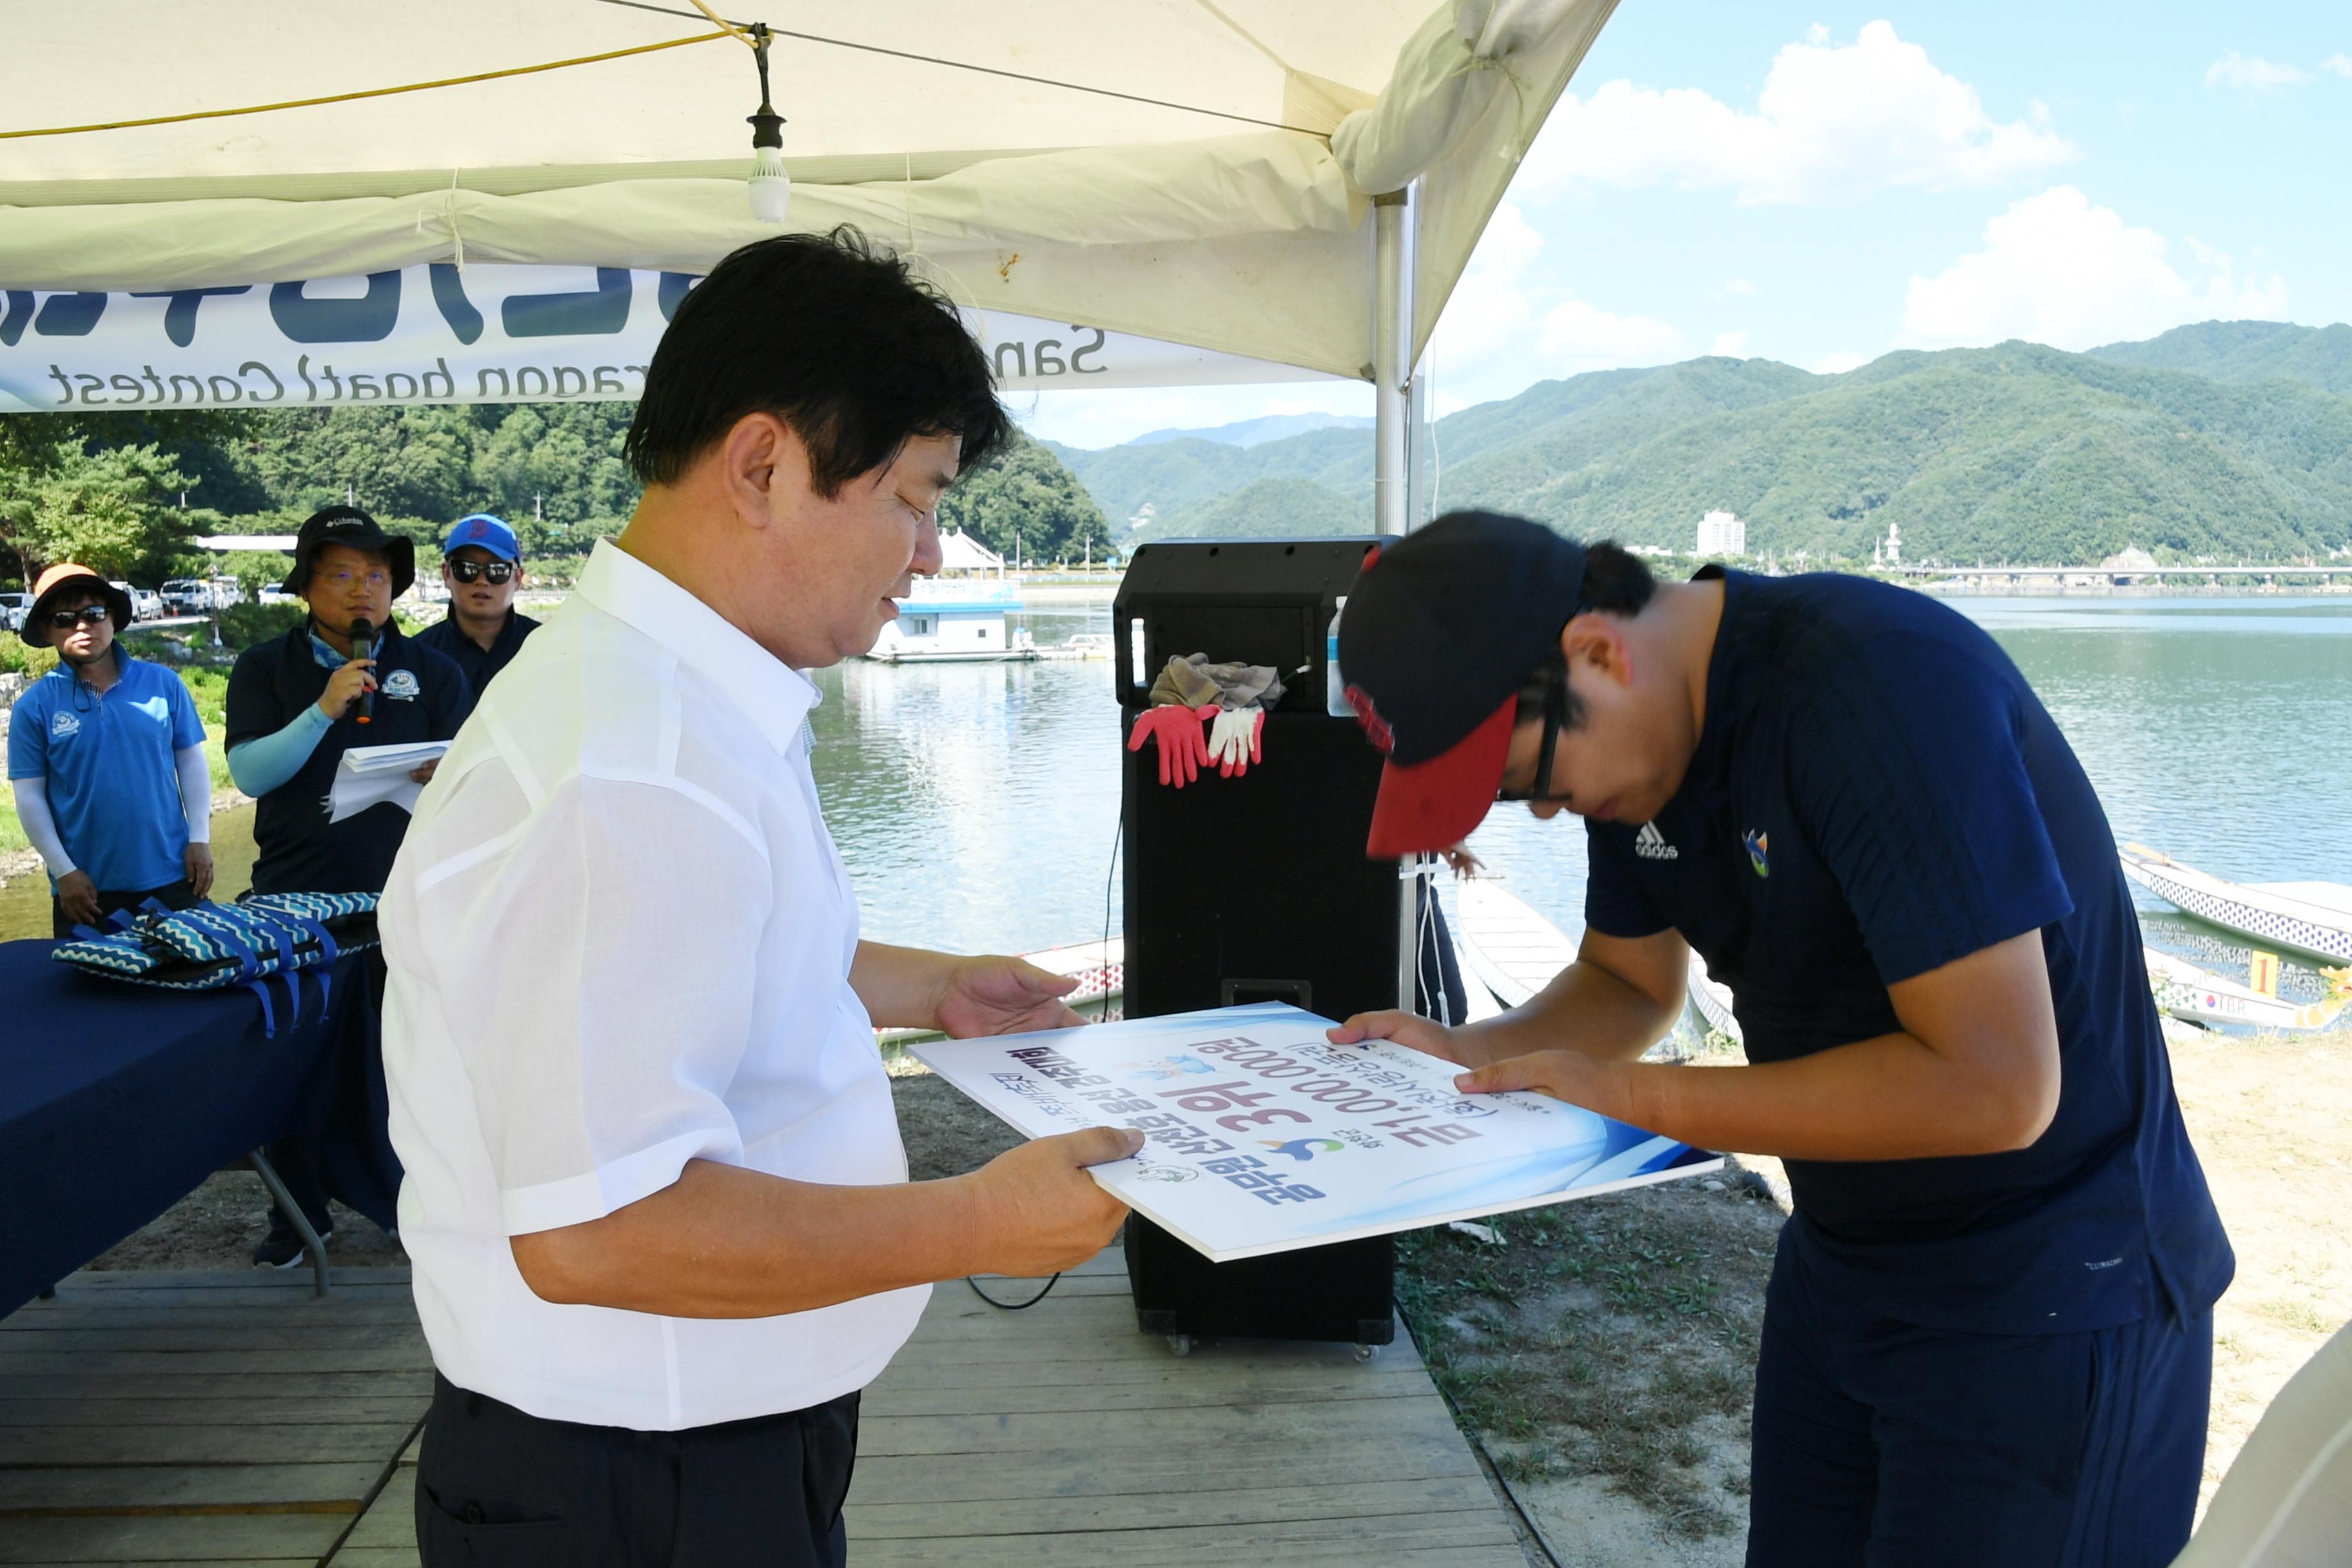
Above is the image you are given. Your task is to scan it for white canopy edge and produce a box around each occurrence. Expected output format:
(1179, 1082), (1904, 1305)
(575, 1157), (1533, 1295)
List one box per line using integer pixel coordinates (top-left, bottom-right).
(0, 0), (1617, 383)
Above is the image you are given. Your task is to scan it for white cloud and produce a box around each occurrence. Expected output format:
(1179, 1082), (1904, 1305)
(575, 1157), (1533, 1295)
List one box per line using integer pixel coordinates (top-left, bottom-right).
(1538, 299), (1685, 369)
(1521, 21), (2076, 207)
(1901, 186), (2289, 351)
(2322, 54), (2352, 79)
(1429, 201), (1685, 397)
(1012, 382), (1367, 449)
(1812, 350), (1869, 375)
(2205, 53), (2307, 92)
(1711, 331), (1751, 357)
(1723, 277), (1759, 297)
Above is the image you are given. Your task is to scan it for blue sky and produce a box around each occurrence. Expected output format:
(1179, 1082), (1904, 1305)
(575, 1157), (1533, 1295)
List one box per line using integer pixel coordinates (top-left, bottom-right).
(1016, 3), (2352, 449)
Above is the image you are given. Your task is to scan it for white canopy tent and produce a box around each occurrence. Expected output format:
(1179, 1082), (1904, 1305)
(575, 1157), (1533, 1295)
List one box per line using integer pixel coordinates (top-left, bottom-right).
(1, 0), (1620, 529)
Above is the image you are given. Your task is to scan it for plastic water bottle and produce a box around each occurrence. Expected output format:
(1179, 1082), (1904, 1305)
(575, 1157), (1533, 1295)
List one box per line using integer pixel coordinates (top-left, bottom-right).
(1326, 599), (1350, 716)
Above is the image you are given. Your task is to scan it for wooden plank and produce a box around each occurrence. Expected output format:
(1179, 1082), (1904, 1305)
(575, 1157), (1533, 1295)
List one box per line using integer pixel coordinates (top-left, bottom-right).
(3, 1302), (426, 1333)
(0, 1462), (383, 1514)
(43, 1268), (417, 1291)
(335, 1466), (415, 1556)
(0, 1513), (346, 1563)
(847, 1433), (1482, 1507)
(847, 1473), (1504, 1539)
(856, 1393), (1461, 1458)
(329, 1553), (422, 1568)
(847, 1509), (1525, 1566)
(0, 1326), (428, 1355)
(0, 1397), (428, 1429)
(0, 1421), (418, 1466)
(0, 1373), (435, 1402)
(0, 1350), (435, 1377)
(862, 1367), (1435, 1418)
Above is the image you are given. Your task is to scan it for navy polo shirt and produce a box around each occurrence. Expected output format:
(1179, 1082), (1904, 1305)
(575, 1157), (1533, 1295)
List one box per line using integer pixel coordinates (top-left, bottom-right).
(1585, 569), (2232, 1335)
(226, 623), (468, 896)
(6, 649), (204, 891)
(414, 608), (540, 716)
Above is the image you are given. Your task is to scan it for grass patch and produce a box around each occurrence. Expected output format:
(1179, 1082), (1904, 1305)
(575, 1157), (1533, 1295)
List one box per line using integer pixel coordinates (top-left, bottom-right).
(1397, 1178), (1783, 1540)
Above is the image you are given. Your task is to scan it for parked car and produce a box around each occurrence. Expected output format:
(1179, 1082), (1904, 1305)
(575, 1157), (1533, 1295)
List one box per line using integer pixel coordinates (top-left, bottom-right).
(110, 583), (164, 622)
(205, 577), (248, 609)
(159, 578), (212, 615)
(0, 591), (28, 632)
(257, 582), (299, 607)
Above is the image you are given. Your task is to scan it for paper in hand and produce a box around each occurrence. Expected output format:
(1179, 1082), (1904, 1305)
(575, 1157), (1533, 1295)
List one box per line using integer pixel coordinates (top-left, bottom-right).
(328, 741), (450, 822)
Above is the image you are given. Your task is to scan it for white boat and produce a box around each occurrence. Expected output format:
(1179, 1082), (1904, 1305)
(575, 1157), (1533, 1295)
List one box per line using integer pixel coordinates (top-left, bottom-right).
(1450, 878), (1578, 1009)
(2144, 946), (2350, 1033)
(867, 584), (1037, 663)
(2119, 843), (2352, 965)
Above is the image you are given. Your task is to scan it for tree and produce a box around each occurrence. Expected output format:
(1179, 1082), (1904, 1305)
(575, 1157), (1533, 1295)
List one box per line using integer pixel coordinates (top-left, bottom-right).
(937, 435), (1109, 564)
(222, 549), (296, 596)
(0, 438), (200, 582)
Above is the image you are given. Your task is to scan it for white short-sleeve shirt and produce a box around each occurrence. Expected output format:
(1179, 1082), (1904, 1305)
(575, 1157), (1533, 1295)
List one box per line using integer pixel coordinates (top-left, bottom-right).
(380, 539), (926, 1431)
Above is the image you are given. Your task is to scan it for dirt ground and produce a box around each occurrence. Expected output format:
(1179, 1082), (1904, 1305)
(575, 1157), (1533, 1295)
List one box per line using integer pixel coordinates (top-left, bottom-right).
(72, 1027), (2349, 1565)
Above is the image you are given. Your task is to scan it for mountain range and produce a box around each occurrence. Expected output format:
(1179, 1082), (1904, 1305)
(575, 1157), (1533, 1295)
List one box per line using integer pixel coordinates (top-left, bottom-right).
(1046, 322), (2352, 565)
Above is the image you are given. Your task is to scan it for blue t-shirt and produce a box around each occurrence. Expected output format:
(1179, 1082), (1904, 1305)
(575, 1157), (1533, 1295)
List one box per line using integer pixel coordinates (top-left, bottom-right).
(1585, 569), (2233, 1334)
(6, 650), (205, 892)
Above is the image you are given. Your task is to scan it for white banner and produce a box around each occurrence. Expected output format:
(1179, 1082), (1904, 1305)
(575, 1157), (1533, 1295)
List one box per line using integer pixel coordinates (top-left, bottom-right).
(0, 265), (1328, 414)
(914, 1002), (1719, 1263)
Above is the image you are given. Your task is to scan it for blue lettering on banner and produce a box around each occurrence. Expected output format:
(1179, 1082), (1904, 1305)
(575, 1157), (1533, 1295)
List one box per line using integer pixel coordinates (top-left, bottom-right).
(270, 273), (402, 343)
(657, 272), (700, 323)
(128, 286), (251, 348)
(502, 268), (631, 338)
(35, 293), (106, 337)
(428, 264), (485, 344)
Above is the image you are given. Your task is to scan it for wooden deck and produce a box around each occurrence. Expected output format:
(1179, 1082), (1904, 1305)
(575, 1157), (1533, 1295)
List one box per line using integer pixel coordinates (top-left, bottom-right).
(2, 1251), (1533, 1565)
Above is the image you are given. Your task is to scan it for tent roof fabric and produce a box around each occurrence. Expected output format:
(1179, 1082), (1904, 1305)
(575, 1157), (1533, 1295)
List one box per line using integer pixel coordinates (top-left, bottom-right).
(1, 0), (1618, 379)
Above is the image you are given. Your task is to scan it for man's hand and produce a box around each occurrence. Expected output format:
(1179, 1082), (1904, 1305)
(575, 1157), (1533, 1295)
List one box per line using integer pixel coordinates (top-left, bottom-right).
(936, 954), (1084, 1037)
(1328, 1009), (1475, 1066)
(408, 757), (440, 785)
(1451, 1048), (1613, 1110)
(965, 1126), (1142, 1277)
(317, 657), (375, 720)
(55, 868), (101, 928)
(184, 843), (215, 901)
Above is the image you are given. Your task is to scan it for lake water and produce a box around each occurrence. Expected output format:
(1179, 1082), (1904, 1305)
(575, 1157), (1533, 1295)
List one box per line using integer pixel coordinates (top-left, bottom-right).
(9, 591), (2347, 1001)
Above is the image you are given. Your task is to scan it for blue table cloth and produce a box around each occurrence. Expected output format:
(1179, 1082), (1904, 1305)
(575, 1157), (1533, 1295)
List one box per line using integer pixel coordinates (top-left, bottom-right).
(0, 939), (400, 1316)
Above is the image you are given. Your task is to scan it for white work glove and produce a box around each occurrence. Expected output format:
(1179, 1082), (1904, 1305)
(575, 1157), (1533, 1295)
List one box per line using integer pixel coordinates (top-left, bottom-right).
(1206, 705), (1264, 778)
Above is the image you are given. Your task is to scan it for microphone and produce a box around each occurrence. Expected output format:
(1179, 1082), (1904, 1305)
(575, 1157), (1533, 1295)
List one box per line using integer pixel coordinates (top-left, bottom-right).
(349, 616), (375, 725)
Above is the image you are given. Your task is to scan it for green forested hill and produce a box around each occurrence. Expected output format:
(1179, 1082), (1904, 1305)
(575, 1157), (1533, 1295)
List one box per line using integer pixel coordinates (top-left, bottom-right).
(1058, 323), (2352, 565)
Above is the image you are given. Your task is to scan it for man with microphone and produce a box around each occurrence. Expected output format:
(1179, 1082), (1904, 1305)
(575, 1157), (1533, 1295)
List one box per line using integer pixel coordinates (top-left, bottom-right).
(225, 505), (468, 1265)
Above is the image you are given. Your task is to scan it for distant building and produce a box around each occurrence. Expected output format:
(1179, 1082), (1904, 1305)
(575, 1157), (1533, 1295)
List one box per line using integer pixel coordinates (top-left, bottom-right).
(2099, 545), (2159, 585)
(1696, 510), (1747, 557)
(938, 528), (1006, 577)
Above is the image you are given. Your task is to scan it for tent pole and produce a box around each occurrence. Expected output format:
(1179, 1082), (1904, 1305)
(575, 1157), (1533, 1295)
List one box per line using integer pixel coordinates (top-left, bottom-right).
(1371, 184), (1418, 540)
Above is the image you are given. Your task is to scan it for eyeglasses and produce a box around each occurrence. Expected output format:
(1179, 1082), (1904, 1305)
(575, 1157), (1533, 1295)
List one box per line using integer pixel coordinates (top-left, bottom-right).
(447, 560), (514, 585)
(319, 569), (390, 591)
(45, 605), (109, 630)
(1494, 665), (1574, 805)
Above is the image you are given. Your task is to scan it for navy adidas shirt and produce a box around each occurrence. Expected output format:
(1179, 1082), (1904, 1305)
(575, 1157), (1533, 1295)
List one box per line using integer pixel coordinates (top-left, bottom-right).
(1585, 568), (2232, 1334)
(226, 623), (467, 897)
(413, 607), (540, 717)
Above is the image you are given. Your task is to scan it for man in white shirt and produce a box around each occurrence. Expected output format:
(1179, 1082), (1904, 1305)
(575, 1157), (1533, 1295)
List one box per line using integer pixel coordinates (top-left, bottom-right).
(381, 230), (1139, 1566)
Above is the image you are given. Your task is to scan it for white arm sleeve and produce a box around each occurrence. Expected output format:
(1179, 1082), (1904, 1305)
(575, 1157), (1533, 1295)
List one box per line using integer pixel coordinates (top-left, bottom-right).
(173, 747), (210, 846)
(9, 776), (76, 877)
(175, 744), (211, 845)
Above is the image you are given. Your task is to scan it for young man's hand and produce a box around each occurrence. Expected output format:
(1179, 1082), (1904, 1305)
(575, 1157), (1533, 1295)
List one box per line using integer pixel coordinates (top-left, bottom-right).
(962, 1125), (1142, 1277)
(184, 843), (215, 901)
(1328, 1008), (1473, 1065)
(317, 656), (376, 720)
(935, 954), (1084, 1037)
(54, 869), (101, 927)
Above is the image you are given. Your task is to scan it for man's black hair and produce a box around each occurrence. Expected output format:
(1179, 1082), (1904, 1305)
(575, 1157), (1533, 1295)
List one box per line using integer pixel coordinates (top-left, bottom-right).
(624, 226), (1012, 495)
(1513, 541), (1657, 729)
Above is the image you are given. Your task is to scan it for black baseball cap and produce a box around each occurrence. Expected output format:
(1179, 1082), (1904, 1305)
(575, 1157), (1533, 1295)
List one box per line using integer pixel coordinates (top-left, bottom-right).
(1338, 512), (1587, 858)
(287, 506), (415, 600)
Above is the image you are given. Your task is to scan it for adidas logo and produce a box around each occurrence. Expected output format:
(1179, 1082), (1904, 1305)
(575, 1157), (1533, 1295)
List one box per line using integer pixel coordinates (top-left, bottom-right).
(1635, 823), (1679, 861)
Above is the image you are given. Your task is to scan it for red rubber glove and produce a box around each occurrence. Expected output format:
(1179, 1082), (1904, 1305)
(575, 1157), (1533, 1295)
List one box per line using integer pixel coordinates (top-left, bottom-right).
(1128, 703), (1217, 787)
(1207, 705), (1264, 778)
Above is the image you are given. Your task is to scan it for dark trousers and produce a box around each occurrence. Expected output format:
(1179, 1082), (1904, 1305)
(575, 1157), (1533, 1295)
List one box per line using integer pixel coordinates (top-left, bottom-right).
(1747, 1225), (2211, 1568)
(416, 1373), (861, 1568)
(51, 876), (196, 940)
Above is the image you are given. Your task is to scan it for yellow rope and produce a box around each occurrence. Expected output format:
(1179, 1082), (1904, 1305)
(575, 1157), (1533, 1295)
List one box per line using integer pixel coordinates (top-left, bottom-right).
(0, 29), (733, 141)
(681, 0), (759, 48)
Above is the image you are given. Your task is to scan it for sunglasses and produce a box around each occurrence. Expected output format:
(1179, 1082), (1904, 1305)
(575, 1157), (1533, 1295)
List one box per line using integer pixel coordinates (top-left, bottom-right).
(1494, 664), (1574, 805)
(45, 605), (110, 630)
(447, 560), (514, 585)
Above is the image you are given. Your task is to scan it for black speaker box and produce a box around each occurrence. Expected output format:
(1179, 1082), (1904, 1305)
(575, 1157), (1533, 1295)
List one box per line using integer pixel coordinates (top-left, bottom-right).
(1113, 538), (1398, 1348)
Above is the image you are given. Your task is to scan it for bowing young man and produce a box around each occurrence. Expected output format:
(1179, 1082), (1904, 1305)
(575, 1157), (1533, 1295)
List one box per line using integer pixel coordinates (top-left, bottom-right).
(1331, 512), (2231, 1568)
(7, 565), (211, 937)
(379, 230), (1139, 1567)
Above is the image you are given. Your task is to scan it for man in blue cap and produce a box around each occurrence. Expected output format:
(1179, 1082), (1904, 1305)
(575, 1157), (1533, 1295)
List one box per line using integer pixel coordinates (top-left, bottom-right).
(1329, 511), (2232, 1568)
(415, 514), (538, 710)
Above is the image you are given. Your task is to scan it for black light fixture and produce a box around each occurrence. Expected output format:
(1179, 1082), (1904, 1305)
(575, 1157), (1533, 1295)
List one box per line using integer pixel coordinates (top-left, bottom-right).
(746, 24), (789, 223)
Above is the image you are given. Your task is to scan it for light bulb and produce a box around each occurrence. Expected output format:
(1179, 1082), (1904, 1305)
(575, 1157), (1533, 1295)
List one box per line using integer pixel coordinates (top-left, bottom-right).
(749, 147), (791, 223)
